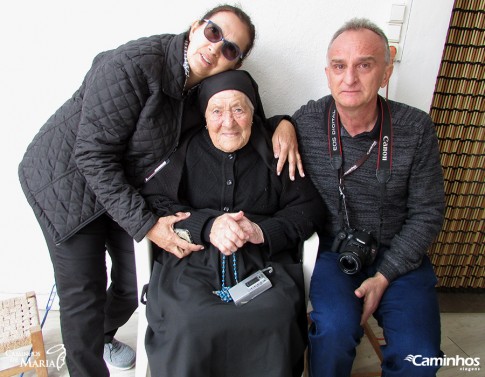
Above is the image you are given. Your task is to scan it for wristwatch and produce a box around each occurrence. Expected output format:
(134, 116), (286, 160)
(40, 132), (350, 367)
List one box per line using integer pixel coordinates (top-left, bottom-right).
(174, 228), (193, 243)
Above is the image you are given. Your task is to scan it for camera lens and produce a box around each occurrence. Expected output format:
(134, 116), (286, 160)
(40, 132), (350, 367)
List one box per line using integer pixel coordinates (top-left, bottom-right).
(338, 253), (362, 275)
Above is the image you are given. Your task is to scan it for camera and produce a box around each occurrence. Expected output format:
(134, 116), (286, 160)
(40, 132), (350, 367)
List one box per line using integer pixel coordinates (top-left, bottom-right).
(331, 229), (378, 275)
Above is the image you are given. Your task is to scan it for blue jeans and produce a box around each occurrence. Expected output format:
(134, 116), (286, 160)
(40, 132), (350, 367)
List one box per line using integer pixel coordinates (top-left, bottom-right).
(308, 248), (441, 377)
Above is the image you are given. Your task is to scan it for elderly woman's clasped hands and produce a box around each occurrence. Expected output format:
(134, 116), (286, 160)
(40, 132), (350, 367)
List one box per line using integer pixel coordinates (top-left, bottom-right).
(209, 210), (264, 255)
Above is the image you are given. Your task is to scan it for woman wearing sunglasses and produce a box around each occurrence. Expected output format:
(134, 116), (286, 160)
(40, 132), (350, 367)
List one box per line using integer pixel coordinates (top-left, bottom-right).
(18, 4), (302, 377)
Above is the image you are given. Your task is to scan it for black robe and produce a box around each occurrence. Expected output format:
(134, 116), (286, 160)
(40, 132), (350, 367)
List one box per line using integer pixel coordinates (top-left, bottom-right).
(141, 123), (325, 377)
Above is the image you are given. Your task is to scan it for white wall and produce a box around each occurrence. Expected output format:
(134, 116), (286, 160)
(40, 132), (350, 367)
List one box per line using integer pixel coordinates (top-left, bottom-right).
(0, 0), (454, 307)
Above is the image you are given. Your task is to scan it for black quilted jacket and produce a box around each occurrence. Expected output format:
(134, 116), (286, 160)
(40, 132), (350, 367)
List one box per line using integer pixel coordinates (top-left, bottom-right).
(19, 32), (192, 244)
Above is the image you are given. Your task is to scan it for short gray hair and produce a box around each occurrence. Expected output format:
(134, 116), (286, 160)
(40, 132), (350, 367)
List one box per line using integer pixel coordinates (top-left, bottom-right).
(328, 18), (391, 64)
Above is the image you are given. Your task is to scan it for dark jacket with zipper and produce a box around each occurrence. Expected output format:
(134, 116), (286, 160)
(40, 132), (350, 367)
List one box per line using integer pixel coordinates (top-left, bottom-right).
(19, 32), (191, 244)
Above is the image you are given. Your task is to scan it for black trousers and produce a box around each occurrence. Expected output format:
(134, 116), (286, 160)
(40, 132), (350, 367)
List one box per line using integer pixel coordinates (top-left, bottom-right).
(41, 214), (138, 377)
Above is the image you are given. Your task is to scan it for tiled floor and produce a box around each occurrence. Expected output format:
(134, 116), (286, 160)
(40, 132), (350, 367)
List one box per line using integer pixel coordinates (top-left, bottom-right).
(1, 293), (483, 376)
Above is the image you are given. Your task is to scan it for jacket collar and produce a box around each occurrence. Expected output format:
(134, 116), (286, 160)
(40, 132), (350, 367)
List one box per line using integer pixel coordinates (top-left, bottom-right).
(161, 32), (189, 100)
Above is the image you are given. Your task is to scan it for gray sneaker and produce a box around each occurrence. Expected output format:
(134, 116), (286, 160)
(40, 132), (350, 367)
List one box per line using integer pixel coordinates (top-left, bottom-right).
(103, 338), (136, 370)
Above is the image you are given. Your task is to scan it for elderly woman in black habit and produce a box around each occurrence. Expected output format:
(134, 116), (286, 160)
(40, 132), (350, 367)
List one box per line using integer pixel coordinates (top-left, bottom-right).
(141, 70), (325, 377)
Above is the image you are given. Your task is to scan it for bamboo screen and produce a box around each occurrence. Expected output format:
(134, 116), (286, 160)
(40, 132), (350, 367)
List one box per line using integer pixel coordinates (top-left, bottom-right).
(428, 0), (485, 288)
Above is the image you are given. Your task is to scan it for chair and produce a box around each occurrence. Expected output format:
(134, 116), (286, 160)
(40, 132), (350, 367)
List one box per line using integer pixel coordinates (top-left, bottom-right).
(302, 232), (319, 312)
(351, 321), (384, 377)
(301, 233), (384, 377)
(134, 238), (153, 377)
(301, 233), (319, 377)
(0, 292), (48, 377)
(134, 233), (324, 377)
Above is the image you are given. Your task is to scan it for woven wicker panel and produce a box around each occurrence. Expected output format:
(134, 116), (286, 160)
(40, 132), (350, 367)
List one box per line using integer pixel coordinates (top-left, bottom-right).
(0, 294), (40, 353)
(429, 0), (485, 288)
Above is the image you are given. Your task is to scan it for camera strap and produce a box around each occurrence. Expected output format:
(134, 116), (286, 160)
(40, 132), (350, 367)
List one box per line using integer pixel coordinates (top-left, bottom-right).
(327, 96), (393, 245)
(327, 96), (392, 180)
(336, 141), (377, 229)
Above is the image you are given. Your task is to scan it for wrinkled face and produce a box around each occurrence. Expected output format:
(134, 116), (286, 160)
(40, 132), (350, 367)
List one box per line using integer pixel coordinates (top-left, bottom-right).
(187, 12), (250, 84)
(325, 29), (393, 111)
(205, 90), (253, 153)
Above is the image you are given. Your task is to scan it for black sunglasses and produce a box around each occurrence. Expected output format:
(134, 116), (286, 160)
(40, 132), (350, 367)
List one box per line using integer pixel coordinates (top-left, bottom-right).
(202, 19), (243, 61)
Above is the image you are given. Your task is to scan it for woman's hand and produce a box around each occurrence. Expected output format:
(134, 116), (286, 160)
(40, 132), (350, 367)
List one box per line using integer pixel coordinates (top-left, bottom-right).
(146, 212), (204, 259)
(272, 119), (305, 180)
(209, 211), (249, 255)
(236, 216), (264, 245)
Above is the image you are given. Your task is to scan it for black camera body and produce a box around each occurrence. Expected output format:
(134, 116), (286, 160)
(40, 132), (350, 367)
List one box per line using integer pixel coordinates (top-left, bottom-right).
(331, 228), (378, 275)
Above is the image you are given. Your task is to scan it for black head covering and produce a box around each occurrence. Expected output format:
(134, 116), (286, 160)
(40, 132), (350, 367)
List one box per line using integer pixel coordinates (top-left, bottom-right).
(198, 70), (266, 121)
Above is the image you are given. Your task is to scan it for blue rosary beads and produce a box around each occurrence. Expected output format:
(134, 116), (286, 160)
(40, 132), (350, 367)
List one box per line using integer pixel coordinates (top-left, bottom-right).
(213, 253), (238, 303)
